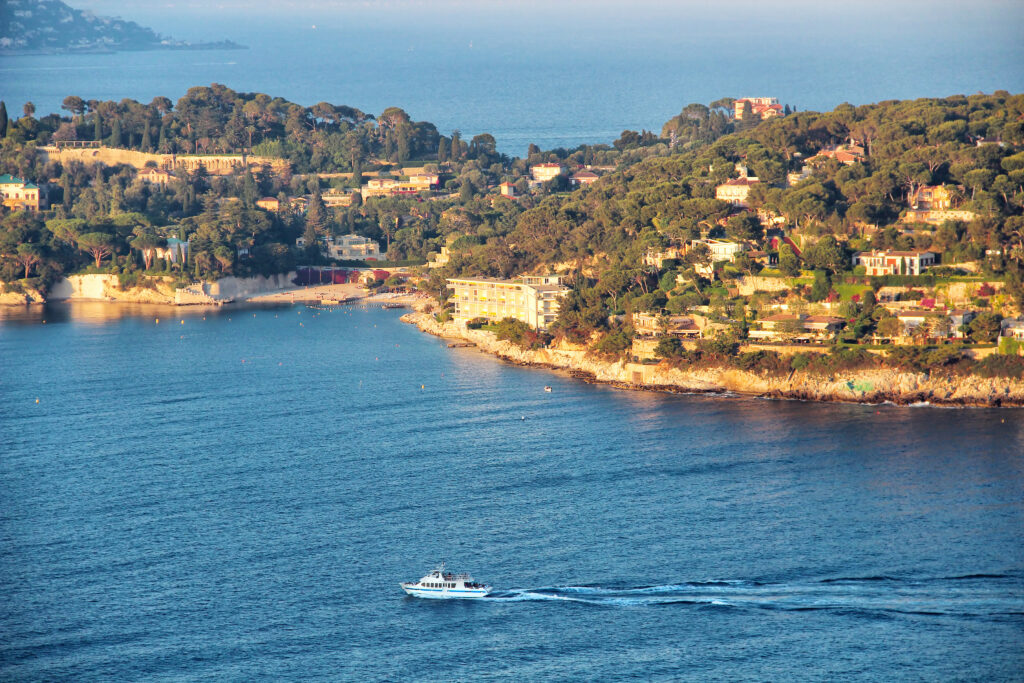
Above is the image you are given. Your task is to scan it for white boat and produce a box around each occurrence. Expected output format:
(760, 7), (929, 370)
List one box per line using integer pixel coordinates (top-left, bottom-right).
(400, 562), (491, 599)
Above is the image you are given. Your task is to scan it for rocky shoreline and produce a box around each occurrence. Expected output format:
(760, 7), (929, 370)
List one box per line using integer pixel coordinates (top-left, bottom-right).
(401, 310), (1024, 408)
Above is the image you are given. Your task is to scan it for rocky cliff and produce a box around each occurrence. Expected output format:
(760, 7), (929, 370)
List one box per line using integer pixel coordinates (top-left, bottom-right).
(402, 311), (1024, 407)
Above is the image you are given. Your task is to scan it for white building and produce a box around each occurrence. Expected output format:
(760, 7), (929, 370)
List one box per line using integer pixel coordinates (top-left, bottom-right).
(447, 274), (569, 331)
(327, 234), (382, 261)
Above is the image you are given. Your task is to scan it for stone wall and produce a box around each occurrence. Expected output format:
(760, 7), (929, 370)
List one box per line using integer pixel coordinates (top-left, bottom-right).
(38, 146), (287, 176)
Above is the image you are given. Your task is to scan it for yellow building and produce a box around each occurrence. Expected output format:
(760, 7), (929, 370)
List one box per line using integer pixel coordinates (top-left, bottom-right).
(0, 174), (41, 211)
(531, 163), (565, 183)
(447, 274), (569, 330)
(715, 177), (759, 206)
(256, 196), (281, 212)
(910, 185), (953, 210)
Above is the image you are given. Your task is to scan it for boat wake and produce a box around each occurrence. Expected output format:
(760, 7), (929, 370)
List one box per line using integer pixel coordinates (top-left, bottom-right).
(485, 575), (1024, 617)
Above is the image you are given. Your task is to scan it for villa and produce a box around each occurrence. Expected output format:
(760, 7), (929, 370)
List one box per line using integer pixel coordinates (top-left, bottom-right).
(733, 97), (783, 120)
(715, 177), (759, 206)
(531, 163), (565, 183)
(852, 250), (937, 276)
(0, 174), (42, 211)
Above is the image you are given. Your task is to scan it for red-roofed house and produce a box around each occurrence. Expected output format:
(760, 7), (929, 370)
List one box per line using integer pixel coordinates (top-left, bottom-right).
(570, 170), (599, 186)
(733, 97), (784, 120)
(715, 177), (760, 206)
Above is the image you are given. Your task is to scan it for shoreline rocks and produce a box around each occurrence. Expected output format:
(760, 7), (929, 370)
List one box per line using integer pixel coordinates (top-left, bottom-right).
(401, 310), (1024, 408)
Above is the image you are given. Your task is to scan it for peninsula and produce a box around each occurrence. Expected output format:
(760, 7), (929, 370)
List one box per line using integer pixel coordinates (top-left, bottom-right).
(1, 85), (1022, 405)
(0, 0), (244, 54)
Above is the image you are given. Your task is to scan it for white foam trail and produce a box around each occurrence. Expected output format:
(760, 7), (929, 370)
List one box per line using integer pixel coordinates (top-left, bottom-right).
(484, 578), (1024, 615)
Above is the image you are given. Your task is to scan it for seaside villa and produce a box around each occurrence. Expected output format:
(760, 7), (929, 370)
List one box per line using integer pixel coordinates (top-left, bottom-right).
(447, 274), (570, 331)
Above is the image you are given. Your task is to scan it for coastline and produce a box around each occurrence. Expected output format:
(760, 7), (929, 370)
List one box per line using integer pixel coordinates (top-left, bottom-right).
(401, 309), (1024, 408)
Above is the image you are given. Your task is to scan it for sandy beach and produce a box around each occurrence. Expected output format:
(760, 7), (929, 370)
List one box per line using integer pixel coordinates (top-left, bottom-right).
(245, 282), (426, 307)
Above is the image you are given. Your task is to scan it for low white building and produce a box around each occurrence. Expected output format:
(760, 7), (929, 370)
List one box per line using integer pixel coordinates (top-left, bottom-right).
(327, 234), (382, 261)
(691, 239), (745, 262)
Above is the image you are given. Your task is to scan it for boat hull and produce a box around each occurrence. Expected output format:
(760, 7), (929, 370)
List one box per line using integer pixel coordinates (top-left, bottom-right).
(400, 583), (490, 599)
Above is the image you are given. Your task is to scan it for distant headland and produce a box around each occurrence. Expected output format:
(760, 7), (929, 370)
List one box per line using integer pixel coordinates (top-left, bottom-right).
(0, 0), (246, 55)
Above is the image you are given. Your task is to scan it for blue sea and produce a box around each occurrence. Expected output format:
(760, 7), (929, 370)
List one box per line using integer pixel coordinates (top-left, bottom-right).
(1, 1), (1023, 153)
(1, 302), (1022, 680)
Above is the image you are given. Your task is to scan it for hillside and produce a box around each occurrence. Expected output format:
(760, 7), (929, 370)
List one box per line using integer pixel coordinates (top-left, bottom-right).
(0, 0), (243, 53)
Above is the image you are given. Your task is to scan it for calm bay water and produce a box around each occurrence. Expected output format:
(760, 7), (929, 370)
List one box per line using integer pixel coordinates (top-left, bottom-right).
(1, 302), (1023, 680)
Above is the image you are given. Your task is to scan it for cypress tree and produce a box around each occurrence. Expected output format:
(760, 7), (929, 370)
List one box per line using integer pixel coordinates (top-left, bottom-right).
(94, 113), (103, 142)
(0, 101), (7, 138)
(109, 119), (123, 148)
(141, 125), (152, 152)
(437, 136), (449, 164)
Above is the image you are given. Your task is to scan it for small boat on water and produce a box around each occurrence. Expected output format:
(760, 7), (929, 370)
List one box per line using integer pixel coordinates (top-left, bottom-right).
(400, 562), (491, 599)
(544, 386), (552, 392)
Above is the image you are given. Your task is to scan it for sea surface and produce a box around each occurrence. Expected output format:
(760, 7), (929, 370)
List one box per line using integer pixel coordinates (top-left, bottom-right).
(1, 302), (1022, 680)
(1, 2), (1023, 153)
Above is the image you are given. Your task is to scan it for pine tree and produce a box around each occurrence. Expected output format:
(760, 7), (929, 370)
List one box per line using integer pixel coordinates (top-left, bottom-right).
(0, 101), (7, 138)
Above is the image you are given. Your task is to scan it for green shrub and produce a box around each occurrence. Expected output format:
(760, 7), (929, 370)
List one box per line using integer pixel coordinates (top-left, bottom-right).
(973, 355), (1024, 379)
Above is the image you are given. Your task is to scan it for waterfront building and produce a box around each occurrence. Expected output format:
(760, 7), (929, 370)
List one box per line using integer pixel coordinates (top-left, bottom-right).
(631, 312), (702, 338)
(852, 250), (937, 276)
(447, 274), (569, 331)
(0, 173), (41, 211)
(748, 313), (845, 341)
